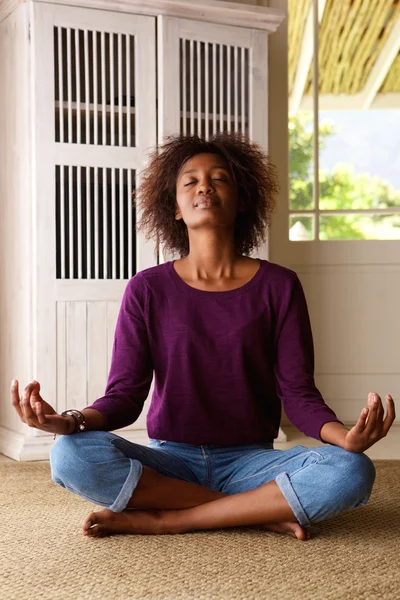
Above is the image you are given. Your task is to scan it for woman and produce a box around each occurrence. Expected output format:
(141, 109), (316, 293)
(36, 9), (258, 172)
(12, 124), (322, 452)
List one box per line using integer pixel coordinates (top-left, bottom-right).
(11, 133), (395, 541)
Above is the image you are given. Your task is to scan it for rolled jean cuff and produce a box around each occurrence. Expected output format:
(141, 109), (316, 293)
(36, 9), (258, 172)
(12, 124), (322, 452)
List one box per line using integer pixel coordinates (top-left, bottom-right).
(109, 458), (143, 513)
(275, 471), (311, 528)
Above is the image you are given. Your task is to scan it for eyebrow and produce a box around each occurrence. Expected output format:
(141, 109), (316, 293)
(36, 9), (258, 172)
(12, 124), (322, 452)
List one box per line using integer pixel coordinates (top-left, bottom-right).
(180, 165), (229, 177)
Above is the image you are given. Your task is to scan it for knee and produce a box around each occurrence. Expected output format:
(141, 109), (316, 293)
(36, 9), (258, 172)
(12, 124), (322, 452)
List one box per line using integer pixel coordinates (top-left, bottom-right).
(343, 450), (376, 502)
(49, 433), (80, 484)
(49, 431), (109, 483)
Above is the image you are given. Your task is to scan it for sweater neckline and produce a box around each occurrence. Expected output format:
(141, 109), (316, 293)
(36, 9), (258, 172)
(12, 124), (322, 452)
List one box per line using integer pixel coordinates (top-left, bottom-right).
(166, 258), (266, 299)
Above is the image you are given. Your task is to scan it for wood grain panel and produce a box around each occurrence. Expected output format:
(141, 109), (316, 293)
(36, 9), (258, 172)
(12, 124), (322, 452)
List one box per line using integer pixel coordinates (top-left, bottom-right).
(106, 301), (120, 372)
(300, 269), (400, 375)
(87, 301), (108, 405)
(56, 302), (67, 414)
(66, 301), (87, 409)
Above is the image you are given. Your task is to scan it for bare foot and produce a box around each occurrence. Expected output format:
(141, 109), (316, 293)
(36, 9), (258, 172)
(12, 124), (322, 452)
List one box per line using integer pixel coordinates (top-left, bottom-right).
(82, 510), (311, 541)
(82, 508), (171, 538)
(256, 521), (311, 541)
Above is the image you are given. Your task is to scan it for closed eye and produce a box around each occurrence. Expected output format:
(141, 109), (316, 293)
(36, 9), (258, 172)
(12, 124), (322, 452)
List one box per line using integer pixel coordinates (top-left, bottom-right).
(184, 178), (226, 187)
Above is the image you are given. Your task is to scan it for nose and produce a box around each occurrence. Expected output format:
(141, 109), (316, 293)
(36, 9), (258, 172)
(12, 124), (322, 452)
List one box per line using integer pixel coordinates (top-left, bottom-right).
(197, 177), (215, 195)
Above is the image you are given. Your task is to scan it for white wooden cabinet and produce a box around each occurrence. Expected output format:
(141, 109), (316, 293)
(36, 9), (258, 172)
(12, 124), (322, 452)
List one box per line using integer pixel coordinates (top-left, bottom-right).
(0, 0), (284, 460)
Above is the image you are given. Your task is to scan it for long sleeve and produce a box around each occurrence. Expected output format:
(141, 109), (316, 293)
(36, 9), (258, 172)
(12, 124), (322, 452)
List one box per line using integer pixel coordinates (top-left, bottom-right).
(87, 274), (154, 431)
(273, 274), (344, 441)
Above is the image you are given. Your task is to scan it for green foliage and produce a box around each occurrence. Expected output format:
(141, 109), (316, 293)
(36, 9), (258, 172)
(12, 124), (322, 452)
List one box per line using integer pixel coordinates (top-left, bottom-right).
(289, 112), (400, 240)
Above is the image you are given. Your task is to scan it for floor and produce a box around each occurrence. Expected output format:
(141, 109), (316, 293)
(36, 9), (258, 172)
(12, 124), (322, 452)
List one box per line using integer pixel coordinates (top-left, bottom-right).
(1, 425), (399, 462)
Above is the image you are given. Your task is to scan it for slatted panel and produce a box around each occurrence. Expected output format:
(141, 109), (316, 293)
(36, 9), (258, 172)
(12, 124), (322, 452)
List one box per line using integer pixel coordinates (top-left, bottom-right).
(54, 27), (136, 146)
(179, 39), (250, 139)
(55, 166), (136, 279)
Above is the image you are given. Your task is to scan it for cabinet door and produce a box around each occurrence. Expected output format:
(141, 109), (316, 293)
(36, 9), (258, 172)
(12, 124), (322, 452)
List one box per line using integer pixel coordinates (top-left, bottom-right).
(157, 16), (269, 261)
(31, 3), (156, 431)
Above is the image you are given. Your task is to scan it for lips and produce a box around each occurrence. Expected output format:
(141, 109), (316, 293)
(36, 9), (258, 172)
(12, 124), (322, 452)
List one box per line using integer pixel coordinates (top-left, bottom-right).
(195, 196), (218, 207)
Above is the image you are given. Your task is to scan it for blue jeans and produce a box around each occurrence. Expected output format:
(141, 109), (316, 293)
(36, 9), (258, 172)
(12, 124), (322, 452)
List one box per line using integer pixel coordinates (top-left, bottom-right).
(50, 431), (376, 528)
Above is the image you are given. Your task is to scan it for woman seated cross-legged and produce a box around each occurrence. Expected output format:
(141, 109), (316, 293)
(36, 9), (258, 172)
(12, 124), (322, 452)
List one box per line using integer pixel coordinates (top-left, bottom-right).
(11, 133), (395, 541)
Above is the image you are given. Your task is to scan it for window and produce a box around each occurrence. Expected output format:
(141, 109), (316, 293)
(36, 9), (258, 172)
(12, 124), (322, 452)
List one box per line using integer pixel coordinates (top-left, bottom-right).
(288, 0), (400, 241)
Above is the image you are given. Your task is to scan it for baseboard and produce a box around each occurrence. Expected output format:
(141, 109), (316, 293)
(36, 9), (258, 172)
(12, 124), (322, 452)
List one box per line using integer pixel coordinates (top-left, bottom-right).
(0, 426), (54, 461)
(0, 426), (151, 462)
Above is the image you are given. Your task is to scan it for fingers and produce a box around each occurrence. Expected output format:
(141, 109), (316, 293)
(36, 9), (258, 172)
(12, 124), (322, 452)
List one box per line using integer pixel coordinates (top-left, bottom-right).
(31, 380), (41, 398)
(371, 391), (384, 422)
(365, 392), (385, 431)
(21, 382), (39, 425)
(10, 380), (24, 420)
(11, 380), (40, 427)
(364, 392), (396, 439)
(382, 394), (396, 436)
(29, 381), (44, 420)
(353, 405), (369, 434)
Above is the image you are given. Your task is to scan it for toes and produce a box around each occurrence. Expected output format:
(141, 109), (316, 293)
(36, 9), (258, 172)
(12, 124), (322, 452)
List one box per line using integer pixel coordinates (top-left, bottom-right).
(88, 527), (104, 538)
(83, 523), (105, 538)
(265, 521), (312, 541)
(296, 529), (307, 541)
(82, 511), (99, 531)
(296, 526), (311, 541)
(82, 509), (115, 537)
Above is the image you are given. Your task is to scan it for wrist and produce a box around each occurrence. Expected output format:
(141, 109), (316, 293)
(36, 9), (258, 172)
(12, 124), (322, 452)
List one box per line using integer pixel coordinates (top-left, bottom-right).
(64, 415), (76, 435)
(61, 409), (86, 433)
(320, 421), (349, 447)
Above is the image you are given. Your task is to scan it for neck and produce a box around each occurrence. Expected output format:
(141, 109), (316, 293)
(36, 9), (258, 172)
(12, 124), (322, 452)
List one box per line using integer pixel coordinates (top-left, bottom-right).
(179, 237), (242, 280)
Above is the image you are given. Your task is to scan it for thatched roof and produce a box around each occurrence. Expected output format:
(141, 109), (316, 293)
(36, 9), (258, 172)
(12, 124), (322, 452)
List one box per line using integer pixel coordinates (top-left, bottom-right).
(289, 0), (400, 110)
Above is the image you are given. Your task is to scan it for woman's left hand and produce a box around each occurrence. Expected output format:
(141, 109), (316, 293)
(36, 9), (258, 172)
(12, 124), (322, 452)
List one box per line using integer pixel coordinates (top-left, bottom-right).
(343, 393), (396, 453)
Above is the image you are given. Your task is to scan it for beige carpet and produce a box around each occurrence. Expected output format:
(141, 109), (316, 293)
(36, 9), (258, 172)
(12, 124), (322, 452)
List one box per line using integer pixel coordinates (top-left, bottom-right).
(1, 460), (399, 600)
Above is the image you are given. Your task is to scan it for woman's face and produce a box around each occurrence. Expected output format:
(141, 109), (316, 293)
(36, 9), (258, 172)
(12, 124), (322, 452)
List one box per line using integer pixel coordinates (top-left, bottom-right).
(175, 153), (242, 230)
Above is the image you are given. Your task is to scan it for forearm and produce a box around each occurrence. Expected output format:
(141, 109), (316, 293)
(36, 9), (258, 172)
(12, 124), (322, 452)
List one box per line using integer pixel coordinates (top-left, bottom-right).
(320, 421), (349, 448)
(63, 408), (107, 434)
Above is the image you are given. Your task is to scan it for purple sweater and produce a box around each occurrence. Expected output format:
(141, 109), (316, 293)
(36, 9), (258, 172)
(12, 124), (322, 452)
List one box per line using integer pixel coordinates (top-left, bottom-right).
(87, 259), (343, 446)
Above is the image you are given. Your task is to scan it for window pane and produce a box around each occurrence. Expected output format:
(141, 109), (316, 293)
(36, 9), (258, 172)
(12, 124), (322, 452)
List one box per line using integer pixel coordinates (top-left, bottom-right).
(319, 111), (400, 211)
(289, 112), (315, 211)
(287, 0), (315, 212)
(289, 214), (315, 241)
(319, 214), (400, 240)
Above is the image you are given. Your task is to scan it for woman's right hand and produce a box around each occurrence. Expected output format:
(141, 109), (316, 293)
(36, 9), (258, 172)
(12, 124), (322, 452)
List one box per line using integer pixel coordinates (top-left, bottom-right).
(11, 379), (71, 436)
